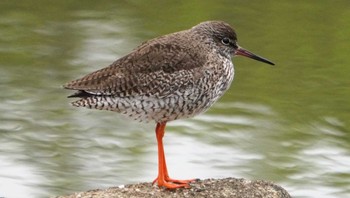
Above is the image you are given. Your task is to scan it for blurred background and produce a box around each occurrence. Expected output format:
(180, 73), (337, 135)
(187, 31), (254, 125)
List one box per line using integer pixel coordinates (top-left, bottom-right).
(1, 0), (349, 197)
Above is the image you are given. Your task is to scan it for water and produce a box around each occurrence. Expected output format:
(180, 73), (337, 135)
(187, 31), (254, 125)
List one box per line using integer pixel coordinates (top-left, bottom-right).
(1, 1), (350, 197)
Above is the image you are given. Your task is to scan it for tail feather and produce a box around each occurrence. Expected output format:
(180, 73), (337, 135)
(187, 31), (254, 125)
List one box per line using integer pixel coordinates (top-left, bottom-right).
(70, 96), (113, 111)
(67, 90), (94, 98)
(71, 98), (89, 107)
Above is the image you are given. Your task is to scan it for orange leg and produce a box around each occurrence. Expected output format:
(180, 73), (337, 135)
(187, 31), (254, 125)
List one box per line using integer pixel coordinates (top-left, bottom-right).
(152, 122), (196, 188)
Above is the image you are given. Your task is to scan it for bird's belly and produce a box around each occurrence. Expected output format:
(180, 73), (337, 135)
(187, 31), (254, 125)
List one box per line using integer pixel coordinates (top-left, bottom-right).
(106, 74), (233, 123)
(100, 92), (213, 123)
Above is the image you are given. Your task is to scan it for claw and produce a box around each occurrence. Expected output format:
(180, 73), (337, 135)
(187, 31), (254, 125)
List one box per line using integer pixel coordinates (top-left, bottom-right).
(152, 177), (196, 187)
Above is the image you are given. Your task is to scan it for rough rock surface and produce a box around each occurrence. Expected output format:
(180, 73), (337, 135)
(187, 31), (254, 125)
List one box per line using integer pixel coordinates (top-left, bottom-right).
(56, 177), (291, 198)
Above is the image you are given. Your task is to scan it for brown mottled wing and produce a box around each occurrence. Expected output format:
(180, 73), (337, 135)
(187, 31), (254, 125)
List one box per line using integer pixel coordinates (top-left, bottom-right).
(64, 35), (206, 98)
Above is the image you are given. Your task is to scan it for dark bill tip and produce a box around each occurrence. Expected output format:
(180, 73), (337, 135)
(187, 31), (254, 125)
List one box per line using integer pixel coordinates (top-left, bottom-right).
(235, 47), (275, 66)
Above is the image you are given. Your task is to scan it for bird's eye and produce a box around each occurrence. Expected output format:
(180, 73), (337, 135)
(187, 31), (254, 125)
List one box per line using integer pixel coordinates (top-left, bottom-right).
(221, 37), (230, 45)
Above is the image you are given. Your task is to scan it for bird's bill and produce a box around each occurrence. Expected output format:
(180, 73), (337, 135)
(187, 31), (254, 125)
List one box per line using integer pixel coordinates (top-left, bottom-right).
(235, 47), (275, 65)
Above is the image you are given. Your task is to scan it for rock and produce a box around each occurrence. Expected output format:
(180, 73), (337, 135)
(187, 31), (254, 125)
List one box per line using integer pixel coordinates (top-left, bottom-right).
(55, 177), (291, 198)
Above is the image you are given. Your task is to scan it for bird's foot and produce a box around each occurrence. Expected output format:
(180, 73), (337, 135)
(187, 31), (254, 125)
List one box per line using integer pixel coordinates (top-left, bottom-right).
(152, 177), (197, 189)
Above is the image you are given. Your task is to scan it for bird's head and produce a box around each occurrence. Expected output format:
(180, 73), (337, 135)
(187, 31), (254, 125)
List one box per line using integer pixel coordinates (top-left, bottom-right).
(192, 21), (274, 65)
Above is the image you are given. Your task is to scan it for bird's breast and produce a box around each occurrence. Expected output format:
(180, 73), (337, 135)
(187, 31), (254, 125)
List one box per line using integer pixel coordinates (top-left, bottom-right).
(200, 57), (235, 105)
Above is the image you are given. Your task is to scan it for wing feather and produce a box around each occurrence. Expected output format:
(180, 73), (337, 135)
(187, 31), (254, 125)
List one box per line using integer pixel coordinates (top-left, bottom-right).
(64, 33), (206, 98)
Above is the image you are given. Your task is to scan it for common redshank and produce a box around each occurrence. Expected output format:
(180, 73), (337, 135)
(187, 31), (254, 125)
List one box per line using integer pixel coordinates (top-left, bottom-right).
(64, 21), (274, 189)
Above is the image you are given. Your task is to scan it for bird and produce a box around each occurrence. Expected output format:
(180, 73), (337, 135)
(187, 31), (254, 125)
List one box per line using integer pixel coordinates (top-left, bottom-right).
(64, 21), (274, 189)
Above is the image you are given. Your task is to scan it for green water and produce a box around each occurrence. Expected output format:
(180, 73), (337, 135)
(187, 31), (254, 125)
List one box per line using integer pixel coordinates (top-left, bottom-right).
(1, 1), (350, 197)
